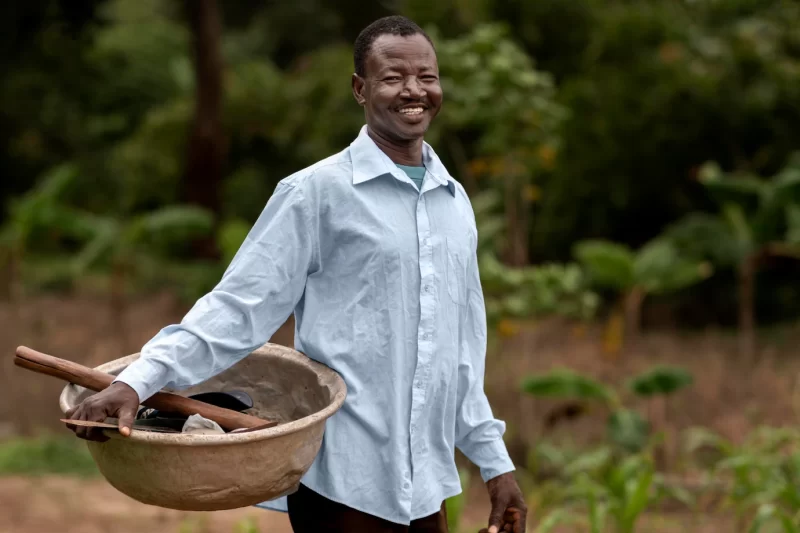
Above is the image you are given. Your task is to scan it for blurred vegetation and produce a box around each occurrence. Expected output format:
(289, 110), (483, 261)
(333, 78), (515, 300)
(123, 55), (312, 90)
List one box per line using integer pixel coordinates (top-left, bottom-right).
(0, 434), (97, 477)
(2, 0), (800, 336)
(3, 1), (800, 531)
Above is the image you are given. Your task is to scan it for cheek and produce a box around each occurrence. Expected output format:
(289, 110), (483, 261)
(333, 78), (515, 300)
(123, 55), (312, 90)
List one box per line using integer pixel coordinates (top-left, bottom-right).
(428, 85), (443, 106)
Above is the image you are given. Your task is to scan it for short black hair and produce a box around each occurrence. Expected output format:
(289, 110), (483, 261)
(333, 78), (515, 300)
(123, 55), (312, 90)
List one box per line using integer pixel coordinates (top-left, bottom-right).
(353, 15), (434, 78)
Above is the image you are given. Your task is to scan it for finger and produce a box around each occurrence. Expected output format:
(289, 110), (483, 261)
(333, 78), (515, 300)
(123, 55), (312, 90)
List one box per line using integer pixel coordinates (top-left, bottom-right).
(117, 402), (137, 438)
(75, 406), (90, 440)
(488, 502), (506, 533)
(65, 406), (80, 435)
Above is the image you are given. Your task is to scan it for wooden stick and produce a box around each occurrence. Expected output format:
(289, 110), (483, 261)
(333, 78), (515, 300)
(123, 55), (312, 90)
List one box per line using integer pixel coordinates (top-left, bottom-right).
(14, 346), (277, 431)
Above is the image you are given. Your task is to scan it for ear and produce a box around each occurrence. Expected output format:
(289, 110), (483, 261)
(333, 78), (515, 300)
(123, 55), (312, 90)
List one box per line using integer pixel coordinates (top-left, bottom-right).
(352, 73), (366, 106)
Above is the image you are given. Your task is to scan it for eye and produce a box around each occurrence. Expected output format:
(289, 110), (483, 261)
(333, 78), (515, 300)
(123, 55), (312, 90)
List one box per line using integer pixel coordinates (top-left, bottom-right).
(383, 76), (402, 82)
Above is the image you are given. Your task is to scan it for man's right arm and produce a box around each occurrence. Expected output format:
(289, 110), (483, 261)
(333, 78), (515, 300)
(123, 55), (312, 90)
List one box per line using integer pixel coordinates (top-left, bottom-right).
(67, 180), (318, 438)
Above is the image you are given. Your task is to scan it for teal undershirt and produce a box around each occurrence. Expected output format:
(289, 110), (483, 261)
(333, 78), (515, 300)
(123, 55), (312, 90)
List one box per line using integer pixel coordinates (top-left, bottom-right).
(396, 164), (426, 192)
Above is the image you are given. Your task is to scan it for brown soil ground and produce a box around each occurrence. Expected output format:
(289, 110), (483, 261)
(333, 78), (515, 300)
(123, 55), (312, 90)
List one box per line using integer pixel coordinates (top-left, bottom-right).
(1, 291), (798, 532)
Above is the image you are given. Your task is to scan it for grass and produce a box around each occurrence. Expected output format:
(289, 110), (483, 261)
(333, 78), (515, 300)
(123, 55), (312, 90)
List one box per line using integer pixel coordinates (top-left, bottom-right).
(0, 434), (98, 477)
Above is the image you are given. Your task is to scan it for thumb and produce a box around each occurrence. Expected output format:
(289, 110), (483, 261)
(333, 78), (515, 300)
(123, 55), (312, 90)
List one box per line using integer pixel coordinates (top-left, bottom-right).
(117, 404), (137, 437)
(488, 501), (506, 533)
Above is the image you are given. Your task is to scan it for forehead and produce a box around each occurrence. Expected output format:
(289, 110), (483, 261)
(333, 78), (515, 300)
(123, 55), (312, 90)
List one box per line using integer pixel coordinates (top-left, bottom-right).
(366, 33), (438, 73)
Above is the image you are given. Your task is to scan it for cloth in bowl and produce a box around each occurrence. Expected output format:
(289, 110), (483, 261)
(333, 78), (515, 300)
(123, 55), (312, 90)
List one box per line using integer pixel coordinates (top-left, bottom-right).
(182, 414), (225, 435)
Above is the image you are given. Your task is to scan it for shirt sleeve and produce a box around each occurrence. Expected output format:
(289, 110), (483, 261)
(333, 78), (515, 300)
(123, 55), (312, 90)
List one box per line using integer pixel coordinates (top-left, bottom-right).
(113, 181), (317, 402)
(454, 220), (516, 482)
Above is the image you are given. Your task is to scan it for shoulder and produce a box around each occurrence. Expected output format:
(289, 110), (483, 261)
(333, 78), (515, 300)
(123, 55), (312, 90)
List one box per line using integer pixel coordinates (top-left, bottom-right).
(280, 149), (353, 193)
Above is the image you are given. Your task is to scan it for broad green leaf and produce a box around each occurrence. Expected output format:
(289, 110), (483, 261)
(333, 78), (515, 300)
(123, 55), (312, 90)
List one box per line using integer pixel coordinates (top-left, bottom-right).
(627, 366), (694, 396)
(607, 409), (650, 452)
(632, 239), (678, 288)
(573, 240), (635, 290)
(520, 369), (617, 405)
(664, 213), (742, 266)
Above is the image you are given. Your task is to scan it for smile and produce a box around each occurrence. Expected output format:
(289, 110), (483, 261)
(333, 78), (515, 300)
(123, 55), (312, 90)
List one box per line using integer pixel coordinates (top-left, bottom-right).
(398, 107), (425, 116)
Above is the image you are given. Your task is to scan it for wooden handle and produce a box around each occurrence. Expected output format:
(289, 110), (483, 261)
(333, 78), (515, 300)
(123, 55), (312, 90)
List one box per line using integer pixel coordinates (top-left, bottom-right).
(14, 346), (277, 431)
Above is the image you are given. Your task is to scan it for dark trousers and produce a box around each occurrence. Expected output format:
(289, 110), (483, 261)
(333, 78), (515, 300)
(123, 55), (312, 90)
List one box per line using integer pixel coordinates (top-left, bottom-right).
(287, 483), (449, 533)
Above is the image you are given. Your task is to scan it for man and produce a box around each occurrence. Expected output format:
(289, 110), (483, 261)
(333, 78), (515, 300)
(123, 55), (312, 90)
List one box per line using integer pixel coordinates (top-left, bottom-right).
(66, 15), (527, 533)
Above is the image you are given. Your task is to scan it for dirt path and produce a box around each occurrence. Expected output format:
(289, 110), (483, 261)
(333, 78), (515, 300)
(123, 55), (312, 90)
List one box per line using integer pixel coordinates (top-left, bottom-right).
(0, 475), (293, 533)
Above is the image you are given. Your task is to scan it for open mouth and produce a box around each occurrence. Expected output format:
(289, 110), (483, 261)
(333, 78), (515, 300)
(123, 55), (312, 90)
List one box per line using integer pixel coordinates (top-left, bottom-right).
(398, 106), (425, 116)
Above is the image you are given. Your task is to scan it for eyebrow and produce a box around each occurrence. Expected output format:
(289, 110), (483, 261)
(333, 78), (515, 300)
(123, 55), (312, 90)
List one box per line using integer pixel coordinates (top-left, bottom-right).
(375, 63), (437, 76)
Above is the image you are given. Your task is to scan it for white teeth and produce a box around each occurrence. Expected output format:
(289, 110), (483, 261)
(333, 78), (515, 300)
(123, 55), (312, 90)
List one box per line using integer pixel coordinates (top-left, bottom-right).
(399, 107), (424, 115)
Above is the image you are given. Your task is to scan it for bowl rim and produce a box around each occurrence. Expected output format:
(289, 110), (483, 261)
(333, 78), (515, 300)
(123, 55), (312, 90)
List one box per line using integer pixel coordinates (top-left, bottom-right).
(59, 343), (347, 447)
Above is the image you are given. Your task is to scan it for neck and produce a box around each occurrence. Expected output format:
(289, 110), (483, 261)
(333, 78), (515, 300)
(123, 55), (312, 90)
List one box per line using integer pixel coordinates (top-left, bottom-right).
(367, 127), (424, 166)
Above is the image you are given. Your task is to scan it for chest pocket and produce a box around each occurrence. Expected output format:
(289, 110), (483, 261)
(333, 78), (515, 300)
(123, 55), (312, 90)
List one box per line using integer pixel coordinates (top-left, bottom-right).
(445, 236), (468, 306)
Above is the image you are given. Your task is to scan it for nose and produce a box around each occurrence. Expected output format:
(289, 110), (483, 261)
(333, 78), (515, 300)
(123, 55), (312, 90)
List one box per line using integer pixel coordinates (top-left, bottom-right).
(402, 76), (424, 99)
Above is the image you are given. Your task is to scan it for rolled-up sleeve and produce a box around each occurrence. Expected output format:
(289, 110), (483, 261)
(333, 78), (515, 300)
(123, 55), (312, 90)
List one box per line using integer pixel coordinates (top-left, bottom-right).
(114, 181), (317, 402)
(454, 226), (516, 482)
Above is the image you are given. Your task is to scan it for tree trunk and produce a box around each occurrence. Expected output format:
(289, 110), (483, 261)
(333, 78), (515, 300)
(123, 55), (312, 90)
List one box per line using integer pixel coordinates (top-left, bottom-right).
(504, 168), (529, 267)
(624, 286), (646, 347)
(738, 253), (758, 360)
(183, 0), (225, 259)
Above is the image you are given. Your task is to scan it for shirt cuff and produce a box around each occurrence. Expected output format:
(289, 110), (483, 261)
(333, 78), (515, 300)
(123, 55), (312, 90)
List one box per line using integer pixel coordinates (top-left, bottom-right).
(112, 357), (172, 404)
(464, 438), (517, 482)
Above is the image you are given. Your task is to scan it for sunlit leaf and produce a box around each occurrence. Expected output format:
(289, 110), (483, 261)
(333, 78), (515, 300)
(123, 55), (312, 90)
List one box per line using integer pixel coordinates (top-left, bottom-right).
(573, 240), (635, 290)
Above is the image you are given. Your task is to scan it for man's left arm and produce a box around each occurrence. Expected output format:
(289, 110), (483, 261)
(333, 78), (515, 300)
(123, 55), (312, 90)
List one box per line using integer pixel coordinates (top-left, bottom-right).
(455, 229), (528, 533)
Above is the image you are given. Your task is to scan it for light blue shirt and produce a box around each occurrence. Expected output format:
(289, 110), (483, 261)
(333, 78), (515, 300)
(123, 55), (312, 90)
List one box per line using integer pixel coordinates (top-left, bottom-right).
(113, 125), (515, 525)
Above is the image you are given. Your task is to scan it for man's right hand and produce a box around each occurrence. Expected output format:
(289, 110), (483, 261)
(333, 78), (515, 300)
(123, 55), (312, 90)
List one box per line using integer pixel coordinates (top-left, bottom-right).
(65, 381), (141, 442)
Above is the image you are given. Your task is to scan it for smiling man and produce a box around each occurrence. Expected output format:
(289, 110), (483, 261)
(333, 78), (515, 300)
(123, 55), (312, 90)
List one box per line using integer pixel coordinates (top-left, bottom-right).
(65, 15), (526, 533)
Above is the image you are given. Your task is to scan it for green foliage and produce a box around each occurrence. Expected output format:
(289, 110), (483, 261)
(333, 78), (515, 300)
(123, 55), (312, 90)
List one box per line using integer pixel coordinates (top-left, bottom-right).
(574, 238), (712, 296)
(626, 366), (693, 397)
(670, 155), (800, 266)
(522, 366), (693, 453)
(480, 252), (599, 326)
(530, 445), (686, 533)
(521, 368), (617, 405)
(218, 218), (252, 267)
(71, 205), (215, 275)
(445, 468), (470, 532)
(684, 426), (800, 531)
(433, 23), (566, 155)
(606, 410), (650, 455)
(0, 435), (98, 477)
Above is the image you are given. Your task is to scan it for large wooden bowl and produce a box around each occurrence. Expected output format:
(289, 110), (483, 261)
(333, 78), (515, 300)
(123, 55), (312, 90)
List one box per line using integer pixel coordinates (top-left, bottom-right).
(59, 343), (346, 511)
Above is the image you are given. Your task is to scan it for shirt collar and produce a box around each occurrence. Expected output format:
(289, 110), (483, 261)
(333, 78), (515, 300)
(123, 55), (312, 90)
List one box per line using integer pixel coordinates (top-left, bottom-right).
(350, 125), (457, 197)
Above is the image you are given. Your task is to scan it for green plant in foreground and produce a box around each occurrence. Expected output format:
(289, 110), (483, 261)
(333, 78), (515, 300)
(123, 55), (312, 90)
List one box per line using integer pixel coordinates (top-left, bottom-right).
(445, 468), (470, 532)
(530, 446), (692, 533)
(685, 426), (800, 531)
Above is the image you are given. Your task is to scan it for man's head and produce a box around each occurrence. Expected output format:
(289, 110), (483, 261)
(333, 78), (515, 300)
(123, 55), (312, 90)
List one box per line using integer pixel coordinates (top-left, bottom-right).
(352, 16), (442, 145)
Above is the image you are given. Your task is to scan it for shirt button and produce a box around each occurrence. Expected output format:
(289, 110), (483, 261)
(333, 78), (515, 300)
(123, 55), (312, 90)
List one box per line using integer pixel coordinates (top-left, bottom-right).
(424, 285), (431, 293)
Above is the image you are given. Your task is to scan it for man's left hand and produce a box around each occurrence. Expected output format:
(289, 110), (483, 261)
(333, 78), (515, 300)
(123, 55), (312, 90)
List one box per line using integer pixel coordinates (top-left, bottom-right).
(485, 472), (527, 533)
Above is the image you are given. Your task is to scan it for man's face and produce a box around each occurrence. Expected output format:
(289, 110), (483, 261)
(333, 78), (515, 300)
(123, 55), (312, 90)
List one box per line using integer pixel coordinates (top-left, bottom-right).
(352, 33), (442, 143)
